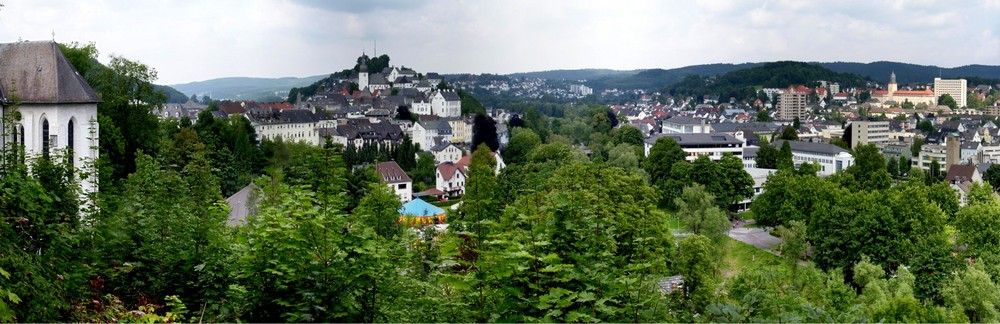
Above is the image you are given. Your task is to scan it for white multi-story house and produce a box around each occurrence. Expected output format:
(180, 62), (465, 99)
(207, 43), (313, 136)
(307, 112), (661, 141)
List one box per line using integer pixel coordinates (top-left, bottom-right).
(0, 41), (101, 194)
(430, 142), (462, 164)
(431, 90), (461, 118)
(435, 161), (466, 196)
(412, 94), (432, 115)
(246, 109), (320, 146)
(643, 133), (744, 161)
(772, 140), (855, 176)
(412, 118), (453, 151)
(376, 161), (412, 203)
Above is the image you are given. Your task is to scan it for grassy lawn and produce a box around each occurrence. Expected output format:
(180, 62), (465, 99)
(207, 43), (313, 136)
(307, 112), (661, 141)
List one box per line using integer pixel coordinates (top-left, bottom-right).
(656, 208), (684, 230)
(720, 237), (783, 279)
(430, 199), (462, 208)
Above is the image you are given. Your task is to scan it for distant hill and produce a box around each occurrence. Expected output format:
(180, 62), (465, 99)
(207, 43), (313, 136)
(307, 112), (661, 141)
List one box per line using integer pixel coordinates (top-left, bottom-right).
(503, 62), (1000, 92)
(170, 75), (327, 101)
(153, 84), (189, 103)
(816, 62), (1000, 85)
(509, 69), (640, 81)
(664, 61), (872, 101)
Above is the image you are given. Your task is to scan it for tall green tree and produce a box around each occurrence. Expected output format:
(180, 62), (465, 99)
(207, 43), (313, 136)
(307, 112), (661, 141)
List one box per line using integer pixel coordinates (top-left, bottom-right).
(504, 128), (541, 165)
(844, 144), (892, 191)
(611, 125), (645, 147)
(938, 94), (958, 109)
(755, 137), (779, 169)
(778, 140), (794, 170)
(674, 184), (730, 245)
(62, 43), (166, 186)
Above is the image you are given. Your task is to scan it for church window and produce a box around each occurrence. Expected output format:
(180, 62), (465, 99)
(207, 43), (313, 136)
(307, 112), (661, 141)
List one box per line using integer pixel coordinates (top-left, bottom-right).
(68, 119), (74, 151)
(42, 118), (50, 156)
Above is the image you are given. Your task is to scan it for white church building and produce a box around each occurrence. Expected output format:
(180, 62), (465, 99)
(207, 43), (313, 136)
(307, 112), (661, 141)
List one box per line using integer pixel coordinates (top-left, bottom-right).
(0, 41), (100, 194)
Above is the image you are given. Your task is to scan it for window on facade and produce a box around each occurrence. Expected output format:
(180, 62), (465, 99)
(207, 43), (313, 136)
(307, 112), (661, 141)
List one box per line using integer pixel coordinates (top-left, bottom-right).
(41, 118), (50, 156)
(399, 183), (407, 189)
(67, 119), (75, 152)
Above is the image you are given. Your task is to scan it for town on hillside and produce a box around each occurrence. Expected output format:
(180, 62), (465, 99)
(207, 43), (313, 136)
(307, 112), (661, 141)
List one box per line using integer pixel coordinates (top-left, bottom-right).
(6, 37), (1000, 322)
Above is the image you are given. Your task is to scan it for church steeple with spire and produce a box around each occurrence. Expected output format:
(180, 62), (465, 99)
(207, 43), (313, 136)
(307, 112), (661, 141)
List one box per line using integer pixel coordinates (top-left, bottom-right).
(888, 71), (897, 95)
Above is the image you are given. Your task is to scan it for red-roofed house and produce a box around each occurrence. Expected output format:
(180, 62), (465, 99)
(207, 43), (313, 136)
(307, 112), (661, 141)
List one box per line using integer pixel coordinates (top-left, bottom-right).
(435, 162), (466, 196)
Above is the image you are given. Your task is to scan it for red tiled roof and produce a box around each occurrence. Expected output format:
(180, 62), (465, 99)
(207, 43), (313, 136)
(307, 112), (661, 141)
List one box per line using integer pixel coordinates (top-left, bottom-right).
(893, 89), (934, 96)
(436, 162), (464, 181)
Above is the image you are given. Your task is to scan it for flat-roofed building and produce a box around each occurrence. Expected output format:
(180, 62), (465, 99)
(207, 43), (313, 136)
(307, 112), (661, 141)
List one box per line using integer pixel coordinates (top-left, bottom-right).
(772, 140), (855, 176)
(644, 133), (744, 161)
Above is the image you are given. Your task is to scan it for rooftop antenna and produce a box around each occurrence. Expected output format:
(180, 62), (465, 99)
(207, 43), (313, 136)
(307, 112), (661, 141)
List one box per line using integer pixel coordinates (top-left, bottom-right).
(52, 30), (55, 41)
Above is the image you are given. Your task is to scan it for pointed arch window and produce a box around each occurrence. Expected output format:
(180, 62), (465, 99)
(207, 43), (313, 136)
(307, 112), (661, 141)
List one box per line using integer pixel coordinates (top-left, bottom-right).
(41, 118), (50, 157)
(67, 119), (75, 152)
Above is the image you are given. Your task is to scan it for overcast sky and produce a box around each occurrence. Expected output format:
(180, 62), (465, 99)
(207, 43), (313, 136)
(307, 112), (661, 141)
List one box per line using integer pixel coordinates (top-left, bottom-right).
(2, 0), (999, 85)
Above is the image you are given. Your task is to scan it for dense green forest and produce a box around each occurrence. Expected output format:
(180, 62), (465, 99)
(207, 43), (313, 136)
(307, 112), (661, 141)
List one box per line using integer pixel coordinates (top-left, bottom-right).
(665, 61), (871, 103)
(4, 43), (1000, 323)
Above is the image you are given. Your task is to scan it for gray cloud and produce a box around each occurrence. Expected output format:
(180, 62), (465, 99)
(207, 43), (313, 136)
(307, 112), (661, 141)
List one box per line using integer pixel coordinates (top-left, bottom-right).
(291, 0), (429, 14)
(0, 0), (997, 85)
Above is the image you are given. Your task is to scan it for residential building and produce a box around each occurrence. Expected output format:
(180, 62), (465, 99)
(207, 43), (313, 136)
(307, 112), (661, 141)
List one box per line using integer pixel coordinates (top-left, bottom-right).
(447, 117), (472, 144)
(772, 140), (855, 176)
(643, 133), (744, 161)
(376, 161), (412, 203)
(777, 86), (808, 120)
(934, 78), (968, 108)
(435, 161), (467, 196)
(246, 109), (320, 145)
(430, 90), (461, 118)
(849, 120), (890, 148)
(946, 164), (983, 206)
(430, 142), (462, 164)
(918, 144), (948, 171)
(412, 118), (453, 151)
(0, 41), (101, 194)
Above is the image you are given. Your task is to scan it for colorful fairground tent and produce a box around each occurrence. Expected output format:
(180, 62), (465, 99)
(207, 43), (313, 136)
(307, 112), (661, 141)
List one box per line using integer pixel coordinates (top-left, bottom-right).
(398, 198), (446, 226)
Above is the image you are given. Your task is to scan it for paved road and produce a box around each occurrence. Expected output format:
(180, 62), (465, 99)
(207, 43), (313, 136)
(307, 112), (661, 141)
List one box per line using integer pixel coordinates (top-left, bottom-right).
(728, 221), (782, 253)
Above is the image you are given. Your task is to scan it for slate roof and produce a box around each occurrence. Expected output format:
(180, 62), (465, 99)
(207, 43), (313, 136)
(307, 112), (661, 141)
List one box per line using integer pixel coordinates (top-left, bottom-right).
(0, 41), (100, 104)
(376, 161), (411, 184)
(945, 164), (979, 183)
(663, 115), (703, 125)
(246, 108), (318, 125)
(226, 183), (258, 227)
(437, 90), (460, 101)
(334, 118), (404, 141)
(771, 140), (848, 156)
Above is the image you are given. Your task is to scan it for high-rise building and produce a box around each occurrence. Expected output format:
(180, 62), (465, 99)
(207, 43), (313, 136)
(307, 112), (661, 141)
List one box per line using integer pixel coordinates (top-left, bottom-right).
(777, 86), (808, 120)
(934, 78), (967, 108)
